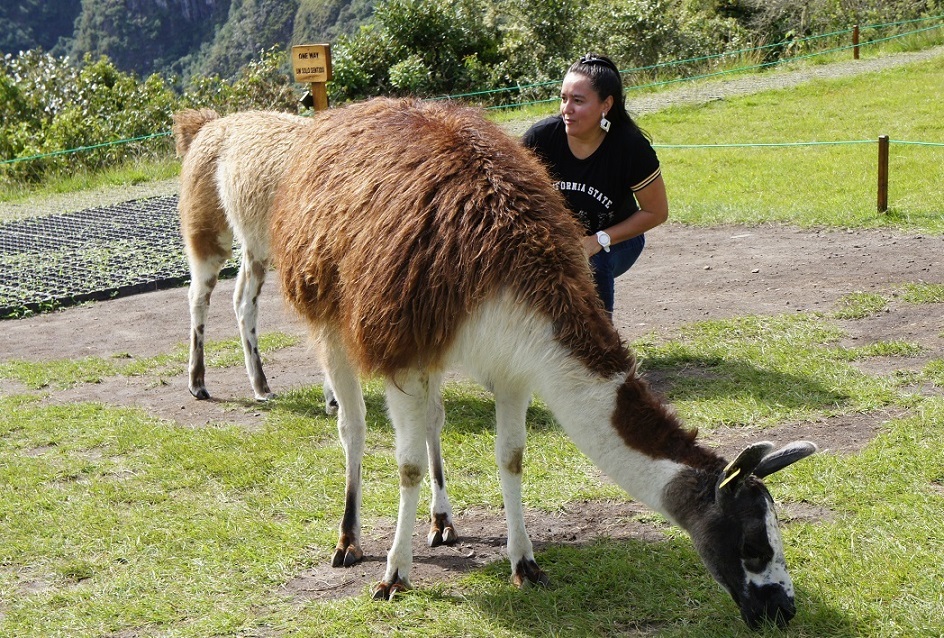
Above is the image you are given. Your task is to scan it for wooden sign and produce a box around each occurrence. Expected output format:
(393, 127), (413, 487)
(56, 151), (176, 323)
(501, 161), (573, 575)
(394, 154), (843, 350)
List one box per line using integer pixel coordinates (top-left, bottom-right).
(291, 44), (332, 83)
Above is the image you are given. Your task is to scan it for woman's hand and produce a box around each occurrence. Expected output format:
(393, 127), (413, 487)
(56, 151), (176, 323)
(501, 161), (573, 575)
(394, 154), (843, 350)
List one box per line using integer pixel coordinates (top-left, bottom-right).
(582, 234), (603, 257)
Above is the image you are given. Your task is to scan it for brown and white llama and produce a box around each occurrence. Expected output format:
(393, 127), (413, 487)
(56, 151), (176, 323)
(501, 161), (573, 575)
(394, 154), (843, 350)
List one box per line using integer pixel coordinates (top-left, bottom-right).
(173, 108), (313, 402)
(270, 97), (817, 628)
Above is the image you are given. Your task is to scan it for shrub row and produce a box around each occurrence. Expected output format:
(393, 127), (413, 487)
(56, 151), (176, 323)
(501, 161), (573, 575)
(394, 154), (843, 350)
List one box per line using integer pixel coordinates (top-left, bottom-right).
(2, 0), (939, 185)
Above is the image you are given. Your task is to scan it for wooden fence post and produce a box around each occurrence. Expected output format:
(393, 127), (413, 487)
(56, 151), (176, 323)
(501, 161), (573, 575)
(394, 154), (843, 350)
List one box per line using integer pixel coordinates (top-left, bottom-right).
(853, 24), (860, 60)
(877, 135), (889, 213)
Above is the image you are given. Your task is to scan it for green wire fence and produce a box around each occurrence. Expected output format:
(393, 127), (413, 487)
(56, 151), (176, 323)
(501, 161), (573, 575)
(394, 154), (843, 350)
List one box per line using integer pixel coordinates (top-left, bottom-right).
(478, 13), (944, 110)
(0, 132), (171, 167)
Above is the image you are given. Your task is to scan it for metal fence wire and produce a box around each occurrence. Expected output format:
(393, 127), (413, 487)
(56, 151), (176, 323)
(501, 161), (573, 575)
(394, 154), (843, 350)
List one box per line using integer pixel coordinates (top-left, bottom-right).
(0, 195), (229, 318)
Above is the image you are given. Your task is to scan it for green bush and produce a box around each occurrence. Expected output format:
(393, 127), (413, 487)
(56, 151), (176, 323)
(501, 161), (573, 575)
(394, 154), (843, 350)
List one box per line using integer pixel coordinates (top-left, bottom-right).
(182, 46), (300, 113)
(1, 46), (299, 185)
(329, 0), (504, 102)
(1, 52), (178, 181)
(328, 0), (757, 105)
(720, 0), (942, 45)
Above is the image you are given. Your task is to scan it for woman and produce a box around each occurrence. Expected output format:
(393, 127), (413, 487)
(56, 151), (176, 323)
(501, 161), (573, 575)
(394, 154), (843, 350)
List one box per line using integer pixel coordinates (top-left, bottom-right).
(523, 53), (668, 315)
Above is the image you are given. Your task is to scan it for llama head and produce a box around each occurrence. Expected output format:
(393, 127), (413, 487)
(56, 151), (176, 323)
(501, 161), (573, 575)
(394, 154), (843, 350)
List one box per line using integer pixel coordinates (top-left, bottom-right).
(675, 440), (817, 629)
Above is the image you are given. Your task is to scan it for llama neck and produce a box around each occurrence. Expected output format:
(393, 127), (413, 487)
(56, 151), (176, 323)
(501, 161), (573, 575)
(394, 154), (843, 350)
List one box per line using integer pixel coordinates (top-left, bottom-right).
(536, 363), (720, 521)
(453, 297), (724, 523)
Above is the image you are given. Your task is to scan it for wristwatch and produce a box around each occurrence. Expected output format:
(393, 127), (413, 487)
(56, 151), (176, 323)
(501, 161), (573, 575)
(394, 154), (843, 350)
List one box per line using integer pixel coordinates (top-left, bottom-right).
(595, 230), (611, 253)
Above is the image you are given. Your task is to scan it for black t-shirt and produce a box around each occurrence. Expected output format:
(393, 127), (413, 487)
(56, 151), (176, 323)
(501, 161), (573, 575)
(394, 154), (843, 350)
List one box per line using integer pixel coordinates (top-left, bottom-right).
(522, 115), (661, 234)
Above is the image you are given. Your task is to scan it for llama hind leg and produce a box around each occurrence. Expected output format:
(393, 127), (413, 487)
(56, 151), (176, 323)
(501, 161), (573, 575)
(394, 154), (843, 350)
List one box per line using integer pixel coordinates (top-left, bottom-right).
(320, 333), (368, 568)
(186, 236), (231, 400)
(424, 372), (457, 547)
(495, 388), (548, 587)
(373, 371), (433, 600)
(233, 249), (273, 401)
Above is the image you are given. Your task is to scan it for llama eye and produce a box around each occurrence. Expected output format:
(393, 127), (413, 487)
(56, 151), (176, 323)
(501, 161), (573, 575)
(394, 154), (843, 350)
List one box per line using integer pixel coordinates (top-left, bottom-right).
(743, 555), (767, 573)
(742, 540), (773, 572)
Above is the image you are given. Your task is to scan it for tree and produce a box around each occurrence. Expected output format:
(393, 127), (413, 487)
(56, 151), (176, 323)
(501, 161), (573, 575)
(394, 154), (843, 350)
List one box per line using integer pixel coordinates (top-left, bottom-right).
(330, 0), (503, 101)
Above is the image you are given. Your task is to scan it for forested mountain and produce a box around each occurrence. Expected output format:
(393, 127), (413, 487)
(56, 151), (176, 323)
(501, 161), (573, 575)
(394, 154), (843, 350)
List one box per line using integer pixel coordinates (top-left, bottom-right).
(293, 0), (376, 44)
(69, 0), (233, 78)
(0, 0), (374, 80)
(189, 0), (296, 79)
(0, 0), (83, 56)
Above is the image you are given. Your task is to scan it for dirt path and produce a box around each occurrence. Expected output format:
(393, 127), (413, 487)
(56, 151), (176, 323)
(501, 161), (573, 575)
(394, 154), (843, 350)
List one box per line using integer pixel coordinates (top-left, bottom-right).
(2, 47), (943, 602)
(3, 222), (941, 418)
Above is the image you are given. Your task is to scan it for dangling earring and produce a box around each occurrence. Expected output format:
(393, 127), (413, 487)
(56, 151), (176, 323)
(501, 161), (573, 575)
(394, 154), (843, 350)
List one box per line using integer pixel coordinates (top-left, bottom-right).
(600, 112), (611, 132)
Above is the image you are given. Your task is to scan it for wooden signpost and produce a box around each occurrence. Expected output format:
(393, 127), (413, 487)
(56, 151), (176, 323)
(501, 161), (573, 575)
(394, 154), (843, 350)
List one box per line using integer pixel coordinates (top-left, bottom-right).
(292, 44), (332, 111)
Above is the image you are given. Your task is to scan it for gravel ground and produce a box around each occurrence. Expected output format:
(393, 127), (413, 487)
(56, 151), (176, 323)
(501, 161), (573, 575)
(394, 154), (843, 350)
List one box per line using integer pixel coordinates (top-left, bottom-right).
(0, 176), (179, 223)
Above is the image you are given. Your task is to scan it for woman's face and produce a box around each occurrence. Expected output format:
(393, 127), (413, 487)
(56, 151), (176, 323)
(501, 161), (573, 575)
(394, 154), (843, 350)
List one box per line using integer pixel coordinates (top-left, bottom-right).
(560, 72), (613, 140)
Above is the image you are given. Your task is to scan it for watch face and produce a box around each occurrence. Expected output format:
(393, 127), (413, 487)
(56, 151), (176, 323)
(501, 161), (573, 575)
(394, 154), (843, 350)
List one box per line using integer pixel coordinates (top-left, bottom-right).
(597, 231), (610, 246)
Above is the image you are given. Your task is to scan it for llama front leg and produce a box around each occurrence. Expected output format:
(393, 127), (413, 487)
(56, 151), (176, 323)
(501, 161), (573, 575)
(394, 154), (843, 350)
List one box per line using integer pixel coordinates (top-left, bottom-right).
(373, 371), (431, 600)
(320, 333), (368, 568)
(233, 250), (273, 401)
(424, 371), (457, 548)
(495, 388), (549, 588)
(186, 245), (230, 400)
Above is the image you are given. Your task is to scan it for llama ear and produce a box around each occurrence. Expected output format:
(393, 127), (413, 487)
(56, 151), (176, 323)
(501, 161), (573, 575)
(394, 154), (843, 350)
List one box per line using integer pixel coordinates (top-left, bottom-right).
(753, 441), (818, 479)
(717, 441), (775, 491)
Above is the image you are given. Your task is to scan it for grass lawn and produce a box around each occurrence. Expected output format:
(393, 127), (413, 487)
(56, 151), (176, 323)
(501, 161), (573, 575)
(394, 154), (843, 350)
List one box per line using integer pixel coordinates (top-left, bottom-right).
(2, 298), (943, 636)
(645, 54), (944, 232)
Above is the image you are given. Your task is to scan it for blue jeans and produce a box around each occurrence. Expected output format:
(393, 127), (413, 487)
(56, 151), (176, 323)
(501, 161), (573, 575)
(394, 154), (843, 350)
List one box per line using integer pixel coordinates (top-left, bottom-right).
(589, 234), (645, 313)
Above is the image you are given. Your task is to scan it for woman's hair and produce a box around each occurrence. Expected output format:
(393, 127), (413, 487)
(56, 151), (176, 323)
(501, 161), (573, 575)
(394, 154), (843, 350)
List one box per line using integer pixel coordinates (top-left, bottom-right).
(566, 53), (642, 136)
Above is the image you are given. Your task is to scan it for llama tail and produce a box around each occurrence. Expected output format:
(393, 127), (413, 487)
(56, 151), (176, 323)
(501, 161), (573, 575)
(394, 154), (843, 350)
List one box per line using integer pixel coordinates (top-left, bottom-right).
(172, 109), (220, 157)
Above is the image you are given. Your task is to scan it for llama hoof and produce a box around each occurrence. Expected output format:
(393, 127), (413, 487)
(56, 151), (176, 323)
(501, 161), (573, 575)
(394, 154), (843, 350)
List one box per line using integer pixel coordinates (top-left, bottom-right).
(442, 525), (458, 544)
(427, 514), (458, 547)
(427, 525), (458, 547)
(372, 574), (410, 600)
(512, 559), (550, 588)
(190, 387), (211, 400)
(255, 392), (276, 402)
(331, 544), (364, 568)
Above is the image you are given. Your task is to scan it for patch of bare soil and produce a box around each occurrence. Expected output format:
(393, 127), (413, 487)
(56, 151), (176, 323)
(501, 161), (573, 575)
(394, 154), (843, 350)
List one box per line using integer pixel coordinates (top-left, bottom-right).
(839, 301), (944, 399)
(283, 501), (666, 602)
(3, 222), (941, 601)
(283, 497), (837, 603)
(703, 408), (912, 458)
